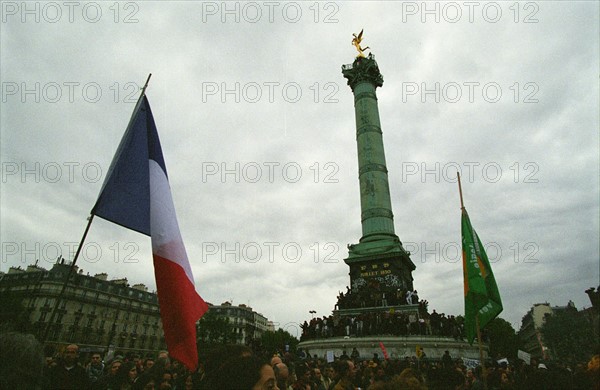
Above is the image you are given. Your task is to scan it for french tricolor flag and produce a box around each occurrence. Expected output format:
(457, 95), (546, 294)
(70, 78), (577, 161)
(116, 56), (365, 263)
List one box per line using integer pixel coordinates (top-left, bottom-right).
(92, 95), (208, 371)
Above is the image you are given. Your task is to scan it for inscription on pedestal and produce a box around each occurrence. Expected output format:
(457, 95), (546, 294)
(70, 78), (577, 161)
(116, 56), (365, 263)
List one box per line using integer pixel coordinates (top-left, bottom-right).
(350, 258), (411, 292)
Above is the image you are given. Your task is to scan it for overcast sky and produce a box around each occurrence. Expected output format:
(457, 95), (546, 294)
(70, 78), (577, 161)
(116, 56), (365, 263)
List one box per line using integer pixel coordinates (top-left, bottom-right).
(1, 1), (598, 336)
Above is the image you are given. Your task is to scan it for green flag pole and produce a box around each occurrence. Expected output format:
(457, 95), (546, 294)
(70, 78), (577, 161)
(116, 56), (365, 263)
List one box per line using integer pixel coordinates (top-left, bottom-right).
(458, 172), (487, 390)
(476, 315), (488, 390)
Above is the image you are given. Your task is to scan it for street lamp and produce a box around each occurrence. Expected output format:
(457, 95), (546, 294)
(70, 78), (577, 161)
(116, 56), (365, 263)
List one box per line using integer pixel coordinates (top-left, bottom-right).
(309, 310), (316, 319)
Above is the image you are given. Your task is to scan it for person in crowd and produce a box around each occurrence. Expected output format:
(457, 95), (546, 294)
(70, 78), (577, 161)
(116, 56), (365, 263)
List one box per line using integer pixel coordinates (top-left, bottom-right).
(196, 344), (254, 388)
(87, 352), (105, 389)
(332, 360), (356, 390)
(157, 370), (174, 389)
(144, 357), (155, 372)
(203, 355), (279, 389)
(289, 363), (310, 389)
(464, 367), (483, 390)
(312, 367), (328, 390)
(115, 361), (139, 390)
(175, 372), (195, 390)
(321, 365), (334, 390)
(441, 350), (453, 370)
(274, 362), (291, 390)
(389, 367), (427, 390)
(135, 355), (145, 376)
(271, 355), (283, 367)
(326, 363), (340, 390)
(411, 290), (420, 304)
(156, 350), (170, 367)
(129, 354), (141, 371)
(373, 365), (390, 384)
(356, 361), (375, 389)
(45, 343), (90, 389)
(0, 331), (45, 389)
(522, 362), (554, 389)
(586, 354), (600, 390)
(96, 358), (123, 390)
(135, 354), (174, 390)
(43, 354), (56, 386)
(339, 350), (350, 361)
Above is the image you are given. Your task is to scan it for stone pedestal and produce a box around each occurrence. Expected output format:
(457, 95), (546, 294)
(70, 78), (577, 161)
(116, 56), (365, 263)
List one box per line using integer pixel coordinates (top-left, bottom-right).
(299, 335), (487, 362)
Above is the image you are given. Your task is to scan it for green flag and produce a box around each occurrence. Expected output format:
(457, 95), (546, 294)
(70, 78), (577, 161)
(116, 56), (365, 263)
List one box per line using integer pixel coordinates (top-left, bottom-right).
(461, 207), (503, 344)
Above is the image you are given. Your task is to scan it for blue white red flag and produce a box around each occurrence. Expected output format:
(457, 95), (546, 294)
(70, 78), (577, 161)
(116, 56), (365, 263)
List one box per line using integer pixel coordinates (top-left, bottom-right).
(92, 95), (208, 371)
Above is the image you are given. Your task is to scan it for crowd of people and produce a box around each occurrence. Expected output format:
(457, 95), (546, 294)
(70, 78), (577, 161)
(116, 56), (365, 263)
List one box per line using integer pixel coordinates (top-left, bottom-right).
(196, 345), (600, 389)
(301, 286), (465, 341)
(335, 286), (421, 310)
(300, 310), (465, 341)
(1, 329), (599, 389)
(268, 351), (600, 390)
(0, 331), (197, 389)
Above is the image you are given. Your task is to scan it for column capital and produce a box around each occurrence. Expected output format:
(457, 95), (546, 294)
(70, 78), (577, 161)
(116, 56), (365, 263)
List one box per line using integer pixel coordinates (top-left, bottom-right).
(342, 54), (384, 91)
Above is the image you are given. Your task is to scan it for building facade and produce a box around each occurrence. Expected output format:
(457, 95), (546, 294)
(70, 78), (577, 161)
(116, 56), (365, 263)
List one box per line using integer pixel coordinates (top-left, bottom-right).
(197, 301), (274, 346)
(0, 259), (166, 355)
(518, 301), (577, 360)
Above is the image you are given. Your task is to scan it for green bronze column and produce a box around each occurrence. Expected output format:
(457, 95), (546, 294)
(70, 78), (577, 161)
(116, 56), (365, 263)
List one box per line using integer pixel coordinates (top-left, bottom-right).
(343, 55), (395, 242)
(342, 51), (415, 293)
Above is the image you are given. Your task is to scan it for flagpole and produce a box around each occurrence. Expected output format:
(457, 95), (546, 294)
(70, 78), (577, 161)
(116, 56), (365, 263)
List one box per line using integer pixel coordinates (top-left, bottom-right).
(41, 214), (95, 343)
(476, 315), (488, 390)
(41, 74), (152, 345)
(141, 73), (152, 97)
(457, 172), (465, 209)
(458, 171), (487, 389)
(119, 73), (152, 137)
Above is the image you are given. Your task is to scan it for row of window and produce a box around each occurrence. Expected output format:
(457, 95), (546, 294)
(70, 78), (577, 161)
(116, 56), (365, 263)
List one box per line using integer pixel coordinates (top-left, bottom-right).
(2, 267), (157, 303)
(35, 292), (159, 318)
(37, 311), (161, 336)
(41, 324), (163, 351)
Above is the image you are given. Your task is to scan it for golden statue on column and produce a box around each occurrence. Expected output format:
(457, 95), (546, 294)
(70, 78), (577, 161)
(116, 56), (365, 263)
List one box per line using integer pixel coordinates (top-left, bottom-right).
(352, 29), (370, 58)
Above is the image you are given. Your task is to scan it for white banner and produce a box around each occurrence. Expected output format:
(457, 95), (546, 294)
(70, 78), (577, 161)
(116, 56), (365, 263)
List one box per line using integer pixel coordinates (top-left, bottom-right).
(517, 350), (531, 365)
(462, 357), (480, 370)
(326, 351), (335, 363)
